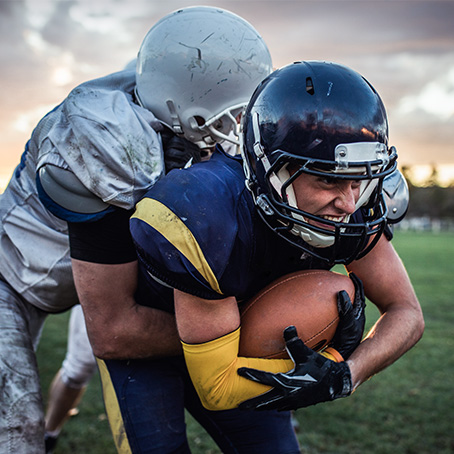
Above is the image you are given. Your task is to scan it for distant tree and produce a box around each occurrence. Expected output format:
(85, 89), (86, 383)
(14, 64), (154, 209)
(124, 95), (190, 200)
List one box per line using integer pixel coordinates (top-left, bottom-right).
(399, 164), (454, 220)
(401, 165), (415, 190)
(426, 163), (440, 188)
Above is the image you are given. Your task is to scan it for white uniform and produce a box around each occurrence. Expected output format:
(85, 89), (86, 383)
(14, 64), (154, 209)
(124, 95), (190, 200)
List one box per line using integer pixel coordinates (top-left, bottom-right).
(0, 69), (164, 453)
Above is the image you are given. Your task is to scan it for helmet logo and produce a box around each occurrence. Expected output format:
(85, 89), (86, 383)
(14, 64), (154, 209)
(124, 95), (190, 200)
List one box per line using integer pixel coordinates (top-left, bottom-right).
(327, 81), (334, 96)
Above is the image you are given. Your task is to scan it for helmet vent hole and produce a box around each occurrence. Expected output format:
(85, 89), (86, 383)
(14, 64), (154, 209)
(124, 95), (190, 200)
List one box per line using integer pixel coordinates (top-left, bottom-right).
(194, 116), (206, 127)
(306, 77), (315, 95)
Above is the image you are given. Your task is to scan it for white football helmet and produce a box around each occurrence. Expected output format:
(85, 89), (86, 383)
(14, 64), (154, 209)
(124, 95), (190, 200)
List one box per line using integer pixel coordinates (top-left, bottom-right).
(135, 6), (273, 150)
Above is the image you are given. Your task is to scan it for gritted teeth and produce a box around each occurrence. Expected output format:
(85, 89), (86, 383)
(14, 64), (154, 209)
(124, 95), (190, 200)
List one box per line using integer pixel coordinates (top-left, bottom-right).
(320, 215), (345, 222)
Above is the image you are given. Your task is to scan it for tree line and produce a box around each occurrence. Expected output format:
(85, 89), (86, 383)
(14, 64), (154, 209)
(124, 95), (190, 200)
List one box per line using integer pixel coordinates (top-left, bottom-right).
(401, 166), (454, 219)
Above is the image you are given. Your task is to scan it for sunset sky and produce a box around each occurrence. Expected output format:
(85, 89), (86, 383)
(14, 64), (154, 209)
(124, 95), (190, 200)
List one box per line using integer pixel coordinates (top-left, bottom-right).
(1, 0), (453, 189)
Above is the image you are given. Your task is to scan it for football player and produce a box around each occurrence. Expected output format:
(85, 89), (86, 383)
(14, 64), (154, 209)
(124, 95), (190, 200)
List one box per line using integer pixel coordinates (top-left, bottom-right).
(0, 6), (272, 453)
(128, 61), (424, 451)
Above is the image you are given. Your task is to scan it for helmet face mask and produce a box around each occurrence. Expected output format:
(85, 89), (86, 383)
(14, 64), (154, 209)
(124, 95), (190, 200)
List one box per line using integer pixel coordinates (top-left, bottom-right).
(242, 61), (398, 265)
(191, 103), (245, 149)
(135, 6), (273, 150)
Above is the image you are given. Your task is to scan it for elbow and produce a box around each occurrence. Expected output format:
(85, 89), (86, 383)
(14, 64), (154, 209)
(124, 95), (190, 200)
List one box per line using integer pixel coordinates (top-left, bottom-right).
(91, 345), (114, 360)
(415, 311), (425, 343)
(407, 304), (425, 348)
(200, 396), (222, 412)
(89, 337), (113, 360)
(199, 391), (237, 412)
(84, 313), (133, 359)
(89, 330), (126, 360)
(191, 377), (238, 412)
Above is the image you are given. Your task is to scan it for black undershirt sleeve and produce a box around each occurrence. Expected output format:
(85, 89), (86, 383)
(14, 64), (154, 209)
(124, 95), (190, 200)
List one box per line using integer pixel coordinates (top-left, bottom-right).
(67, 207), (137, 264)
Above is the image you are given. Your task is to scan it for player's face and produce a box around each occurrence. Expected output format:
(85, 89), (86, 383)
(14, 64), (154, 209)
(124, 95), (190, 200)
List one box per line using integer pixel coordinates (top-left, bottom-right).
(292, 173), (361, 230)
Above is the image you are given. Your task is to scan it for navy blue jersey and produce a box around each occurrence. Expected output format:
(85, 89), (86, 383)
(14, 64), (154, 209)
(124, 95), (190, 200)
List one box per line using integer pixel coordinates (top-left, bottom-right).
(130, 148), (332, 312)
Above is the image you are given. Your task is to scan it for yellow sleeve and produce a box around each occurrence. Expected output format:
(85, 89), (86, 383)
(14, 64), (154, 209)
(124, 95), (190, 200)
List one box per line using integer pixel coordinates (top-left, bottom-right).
(182, 327), (293, 411)
(321, 347), (344, 362)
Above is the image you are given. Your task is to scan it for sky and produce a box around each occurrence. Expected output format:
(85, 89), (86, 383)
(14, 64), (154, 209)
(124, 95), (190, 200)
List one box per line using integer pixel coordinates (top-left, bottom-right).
(1, 0), (454, 189)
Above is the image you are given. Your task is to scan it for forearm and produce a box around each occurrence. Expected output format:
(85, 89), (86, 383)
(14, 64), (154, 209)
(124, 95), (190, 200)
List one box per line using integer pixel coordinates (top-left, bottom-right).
(72, 258), (181, 360)
(87, 303), (182, 360)
(346, 236), (425, 390)
(347, 303), (424, 390)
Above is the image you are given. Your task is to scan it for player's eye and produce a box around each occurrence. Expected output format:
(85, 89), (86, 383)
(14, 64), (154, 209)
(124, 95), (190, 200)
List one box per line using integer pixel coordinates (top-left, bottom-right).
(319, 176), (337, 185)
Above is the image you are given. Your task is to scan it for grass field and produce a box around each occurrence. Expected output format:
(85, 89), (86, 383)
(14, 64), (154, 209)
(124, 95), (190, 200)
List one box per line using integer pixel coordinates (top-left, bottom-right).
(37, 231), (454, 453)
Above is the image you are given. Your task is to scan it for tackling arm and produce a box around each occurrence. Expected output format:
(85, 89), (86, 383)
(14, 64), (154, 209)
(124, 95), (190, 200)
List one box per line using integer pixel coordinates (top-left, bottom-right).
(72, 259), (181, 359)
(38, 164), (182, 359)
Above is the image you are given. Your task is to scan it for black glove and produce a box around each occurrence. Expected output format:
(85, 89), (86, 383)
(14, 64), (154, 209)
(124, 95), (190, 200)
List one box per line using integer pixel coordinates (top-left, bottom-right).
(330, 273), (366, 360)
(238, 326), (352, 411)
(161, 129), (202, 173)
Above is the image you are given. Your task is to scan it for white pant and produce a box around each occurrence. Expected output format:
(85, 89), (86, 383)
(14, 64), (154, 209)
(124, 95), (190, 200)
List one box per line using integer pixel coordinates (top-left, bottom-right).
(61, 304), (97, 389)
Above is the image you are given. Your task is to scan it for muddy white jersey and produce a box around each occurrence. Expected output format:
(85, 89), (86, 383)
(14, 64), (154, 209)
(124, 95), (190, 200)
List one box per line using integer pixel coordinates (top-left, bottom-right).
(0, 69), (164, 312)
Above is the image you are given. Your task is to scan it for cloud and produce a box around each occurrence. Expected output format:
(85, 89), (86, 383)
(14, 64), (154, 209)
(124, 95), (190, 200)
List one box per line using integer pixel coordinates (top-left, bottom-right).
(1, 0), (454, 176)
(397, 65), (454, 121)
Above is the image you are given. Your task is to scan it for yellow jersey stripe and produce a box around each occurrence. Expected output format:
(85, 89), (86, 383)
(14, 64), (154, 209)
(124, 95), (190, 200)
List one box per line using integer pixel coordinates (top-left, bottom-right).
(96, 358), (132, 454)
(132, 198), (222, 294)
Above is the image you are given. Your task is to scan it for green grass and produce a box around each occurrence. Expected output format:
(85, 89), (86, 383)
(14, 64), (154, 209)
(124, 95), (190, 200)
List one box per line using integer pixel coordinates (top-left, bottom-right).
(37, 231), (454, 453)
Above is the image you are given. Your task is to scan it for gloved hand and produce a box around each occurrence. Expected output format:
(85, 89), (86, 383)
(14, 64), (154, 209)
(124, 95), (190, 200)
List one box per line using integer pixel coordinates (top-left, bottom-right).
(238, 326), (352, 411)
(161, 129), (202, 173)
(330, 273), (366, 360)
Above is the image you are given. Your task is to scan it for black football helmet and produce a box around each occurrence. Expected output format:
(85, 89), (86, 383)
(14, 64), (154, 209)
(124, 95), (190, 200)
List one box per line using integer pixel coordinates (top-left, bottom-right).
(241, 61), (397, 265)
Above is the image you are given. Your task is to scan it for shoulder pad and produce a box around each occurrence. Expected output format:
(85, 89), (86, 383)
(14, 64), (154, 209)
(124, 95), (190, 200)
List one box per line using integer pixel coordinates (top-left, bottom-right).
(38, 165), (109, 214)
(382, 169), (409, 224)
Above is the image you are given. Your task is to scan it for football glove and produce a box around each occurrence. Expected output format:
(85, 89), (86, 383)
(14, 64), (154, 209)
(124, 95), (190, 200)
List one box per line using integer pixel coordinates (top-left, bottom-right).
(161, 129), (202, 173)
(238, 326), (352, 411)
(330, 273), (366, 360)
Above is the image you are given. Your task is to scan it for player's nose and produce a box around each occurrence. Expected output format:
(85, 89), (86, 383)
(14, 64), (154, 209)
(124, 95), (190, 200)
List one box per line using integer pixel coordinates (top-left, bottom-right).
(333, 182), (359, 214)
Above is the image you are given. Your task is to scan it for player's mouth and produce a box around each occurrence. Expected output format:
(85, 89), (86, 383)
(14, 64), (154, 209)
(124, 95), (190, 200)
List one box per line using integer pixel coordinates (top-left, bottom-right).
(310, 215), (346, 230)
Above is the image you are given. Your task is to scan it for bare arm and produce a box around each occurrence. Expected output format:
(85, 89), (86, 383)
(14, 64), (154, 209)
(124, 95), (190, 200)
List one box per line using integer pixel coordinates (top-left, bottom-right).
(72, 258), (181, 360)
(174, 291), (240, 343)
(346, 235), (425, 390)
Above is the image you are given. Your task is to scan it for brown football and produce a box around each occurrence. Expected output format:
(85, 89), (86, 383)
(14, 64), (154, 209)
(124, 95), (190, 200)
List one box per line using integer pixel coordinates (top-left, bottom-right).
(239, 269), (355, 359)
